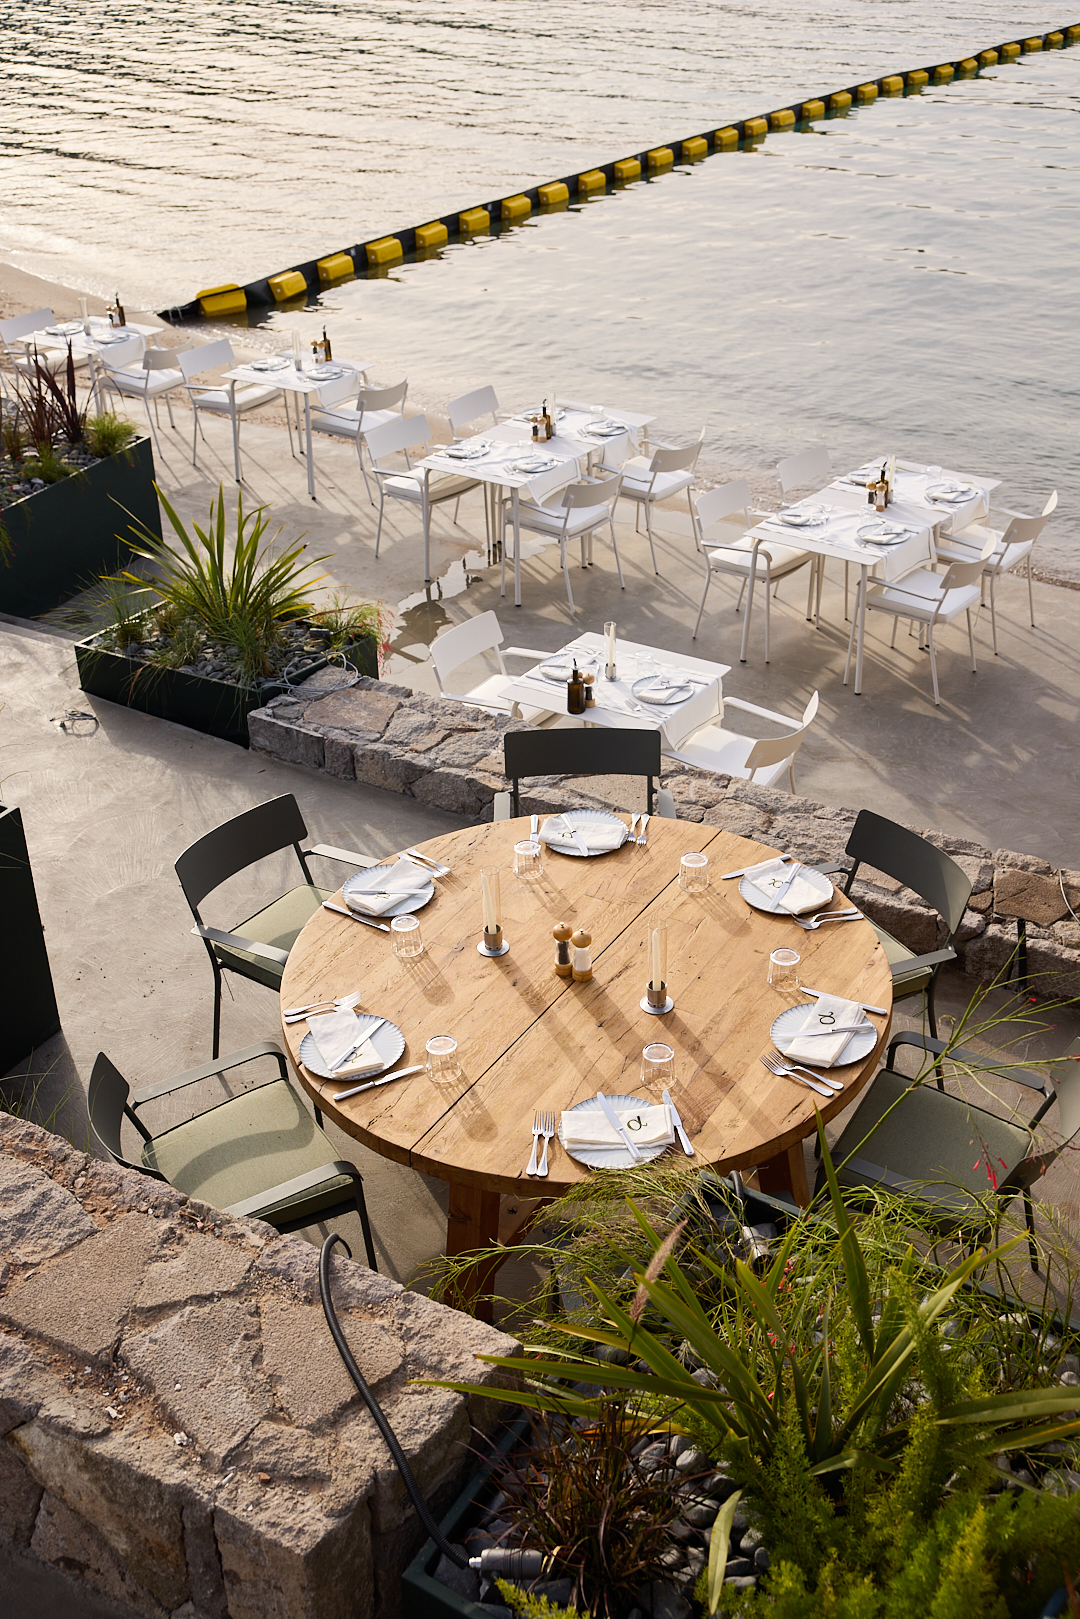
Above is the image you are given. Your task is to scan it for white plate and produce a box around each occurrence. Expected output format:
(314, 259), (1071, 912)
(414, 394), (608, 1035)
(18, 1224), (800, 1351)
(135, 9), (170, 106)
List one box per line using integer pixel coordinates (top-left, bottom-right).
(778, 506), (827, 527)
(509, 455), (559, 474)
(543, 808), (628, 858)
(739, 864), (834, 915)
(95, 333), (129, 345)
(252, 355), (290, 372)
(445, 441), (493, 460)
(583, 421), (626, 438)
(857, 520), (909, 542)
(631, 675), (694, 705)
(45, 321), (83, 336)
(539, 655), (599, 683)
(926, 481), (974, 502)
(770, 1003), (877, 1068)
(341, 862), (435, 918)
(299, 1013), (406, 1081)
(519, 407), (566, 425)
(312, 362), (347, 379)
(559, 1093), (670, 1169)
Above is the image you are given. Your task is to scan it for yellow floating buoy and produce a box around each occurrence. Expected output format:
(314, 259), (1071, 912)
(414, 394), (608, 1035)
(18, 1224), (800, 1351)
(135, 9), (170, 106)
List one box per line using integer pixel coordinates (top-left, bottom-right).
(316, 252), (354, 284)
(856, 83), (878, 102)
(829, 92), (852, 111)
(366, 237), (403, 266)
(459, 207), (490, 235)
(801, 99), (825, 120)
(881, 75), (904, 94)
(1046, 32), (1064, 48)
(268, 270), (307, 302)
(743, 116), (768, 138)
(614, 157), (642, 182)
(979, 49), (999, 65)
(538, 181), (569, 207)
(681, 136), (708, 161)
(646, 146), (674, 168)
(714, 126), (739, 149)
(501, 194), (531, 222)
(196, 284), (246, 318)
(577, 169), (606, 194)
(1067, 26), (1080, 43)
(414, 222), (448, 250)
(1000, 42), (1022, 59)
(933, 63), (955, 82)
(1022, 36), (1043, 52)
(957, 58), (978, 75)
(768, 109), (796, 129)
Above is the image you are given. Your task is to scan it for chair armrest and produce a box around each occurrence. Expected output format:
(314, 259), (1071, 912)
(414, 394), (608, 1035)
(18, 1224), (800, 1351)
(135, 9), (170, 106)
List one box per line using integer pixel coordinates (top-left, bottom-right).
(501, 646), (557, 660)
(192, 923), (290, 967)
(225, 1160), (361, 1220)
(492, 791), (512, 822)
(656, 787), (677, 820)
(306, 843), (379, 869)
(844, 1155), (969, 1210)
(885, 1031), (1050, 1094)
(807, 863), (850, 878)
(723, 695), (800, 730)
(892, 945), (956, 974)
(132, 1041), (289, 1107)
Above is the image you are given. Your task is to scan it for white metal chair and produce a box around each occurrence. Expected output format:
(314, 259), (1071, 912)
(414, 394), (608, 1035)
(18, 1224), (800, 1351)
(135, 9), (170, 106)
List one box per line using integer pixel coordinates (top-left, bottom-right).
(179, 338), (292, 483)
(691, 482), (815, 662)
(366, 413), (479, 581)
(845, 535), (996, 705)
(0, 307), (72, 379)
(308, 376), (405, 504)
(666, 691), (820, 792)
(91, 342), (188, 455)
(615, 434), (703, 575)
(447, 384), (499, 437)
(502, 471), (625, 613)
(778, 444), (834, 617)
(935, 491), (1056, 653)
(429, 610), (554, 720)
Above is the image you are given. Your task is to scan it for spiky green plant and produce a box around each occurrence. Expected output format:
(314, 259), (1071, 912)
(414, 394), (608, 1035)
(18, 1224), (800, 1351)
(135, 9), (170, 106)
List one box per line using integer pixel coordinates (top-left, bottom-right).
(85, 412), (137, 457)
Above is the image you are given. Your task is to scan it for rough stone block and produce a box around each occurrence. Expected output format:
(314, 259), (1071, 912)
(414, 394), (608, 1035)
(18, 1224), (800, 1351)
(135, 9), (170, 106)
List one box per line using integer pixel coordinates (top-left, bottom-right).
(702, 801), (768, 837)
(214, 1494), (373, 1619)
(381, 710), (449, 751)
(30, 1490), (170, 1618)
(0, 1328), (108, 1439)
(323, 731), (357, 780)
(341, 1387), (468, 1536)
(133, 1229), (254, 1317)
(0, 1433), (43, 1545)
(242, 1421), (333, 1484)
(247, 712), (325, 770)
(300, 687), (401, 740)
(352, 742), (426, 795)
(427, 731), (505, 772)
(182, 1497), (228, 1619)
(956, 908), (988, 944)
(964, 922), (1021, 983)
(0, 1154), (97, 1267)
(255, 1234), (400, 1310)
(853, 888), (942, 955)
(412, 767), (490, 816)
(994, 868), (1070, 927)
(993, 848), (1053, 876)
(259, 1297), (402, 1429)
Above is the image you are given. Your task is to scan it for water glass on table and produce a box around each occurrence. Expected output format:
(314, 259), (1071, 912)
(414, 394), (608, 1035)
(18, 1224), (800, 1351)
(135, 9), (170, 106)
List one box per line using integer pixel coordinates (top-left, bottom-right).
(391, 914), (423, 958)
(641, 1042), (675, 1089)
(768, 948), (801, 993)
(426, 1035), (461, 1085)
(513, 838), (543, 879)
(679, 852), (709, 893)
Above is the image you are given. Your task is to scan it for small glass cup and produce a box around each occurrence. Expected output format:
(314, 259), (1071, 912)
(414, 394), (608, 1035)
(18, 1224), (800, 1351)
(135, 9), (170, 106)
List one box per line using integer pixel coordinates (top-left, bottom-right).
(514, 838), (543, 879)
(768, 948), (801, 993)
(679, 852), (709, 893)
(426, 1035), (461, 1084)
(391, 914), (423, 958)
(641, 1042), (675, 1090)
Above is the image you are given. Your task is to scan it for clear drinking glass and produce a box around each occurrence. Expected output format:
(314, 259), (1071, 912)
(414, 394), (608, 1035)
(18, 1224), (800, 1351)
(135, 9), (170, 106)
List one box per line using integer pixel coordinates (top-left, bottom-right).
(391, 914), (423, 958)
(426, 1035), (461, 1084)
(513, 838), (543, 879)
(679, 852), (709, 893)
(768, 948), (801, 993)
(641, 1042), (675, 1089)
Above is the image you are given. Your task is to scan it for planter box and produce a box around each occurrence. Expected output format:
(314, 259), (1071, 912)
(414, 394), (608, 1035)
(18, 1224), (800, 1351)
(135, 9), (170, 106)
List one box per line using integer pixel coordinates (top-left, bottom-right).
(0, 436), (160, 619)
(0, 804), (60, 1075)
(75, 628), (380, 749)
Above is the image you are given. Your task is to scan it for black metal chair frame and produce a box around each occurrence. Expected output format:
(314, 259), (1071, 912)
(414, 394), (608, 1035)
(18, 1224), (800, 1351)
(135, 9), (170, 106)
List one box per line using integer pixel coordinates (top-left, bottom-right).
(503, 727), (662, 817)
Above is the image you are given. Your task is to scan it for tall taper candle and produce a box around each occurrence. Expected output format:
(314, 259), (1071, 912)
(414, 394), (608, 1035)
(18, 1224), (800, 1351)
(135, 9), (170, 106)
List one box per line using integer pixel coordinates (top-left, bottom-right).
(292, 330), (303, 371)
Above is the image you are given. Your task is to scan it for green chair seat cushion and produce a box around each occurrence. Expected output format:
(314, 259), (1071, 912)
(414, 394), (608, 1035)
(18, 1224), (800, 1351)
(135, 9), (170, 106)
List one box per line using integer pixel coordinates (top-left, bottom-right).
(214, 884), (331, 991)
(142, 1078), (354, 1224)
(832, 1067), (1031, 1211)
(865, 919), (935, 999)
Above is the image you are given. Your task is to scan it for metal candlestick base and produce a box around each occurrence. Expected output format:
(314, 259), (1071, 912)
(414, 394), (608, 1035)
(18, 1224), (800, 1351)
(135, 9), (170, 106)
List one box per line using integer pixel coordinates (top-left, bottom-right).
(478, 929), (509, 958)
(641, 983), (674, 1015)
(605, 662), (617, 682)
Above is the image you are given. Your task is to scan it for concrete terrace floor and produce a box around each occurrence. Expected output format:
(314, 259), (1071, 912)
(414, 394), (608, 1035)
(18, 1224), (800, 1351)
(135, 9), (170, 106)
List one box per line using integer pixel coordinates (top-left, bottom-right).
(4, 394), (1080, 1319)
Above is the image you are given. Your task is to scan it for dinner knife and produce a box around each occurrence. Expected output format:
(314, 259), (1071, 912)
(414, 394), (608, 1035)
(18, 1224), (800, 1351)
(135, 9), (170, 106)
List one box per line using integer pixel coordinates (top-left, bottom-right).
(663, 1089), (694, 1157)
(321, 901), (391, 933)
(720, 856), (795, 881)
(332, 1064), (425, 1101)
(546, 813), (590, 859)
(801, 988), (888, 1017)
(329, 1017), (388, 1072)
(595, 1091), (644, 1161)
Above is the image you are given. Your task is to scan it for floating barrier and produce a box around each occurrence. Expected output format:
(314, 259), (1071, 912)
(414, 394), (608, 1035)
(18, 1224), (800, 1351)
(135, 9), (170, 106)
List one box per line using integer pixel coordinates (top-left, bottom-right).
(170, 26), (1080, 324)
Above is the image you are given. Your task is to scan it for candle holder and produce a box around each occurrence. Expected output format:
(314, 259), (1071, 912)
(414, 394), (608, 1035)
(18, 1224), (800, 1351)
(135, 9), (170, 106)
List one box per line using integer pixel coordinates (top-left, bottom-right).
(604, 620), (617, 682)
(478, 925), (509, 958)
(640, 920), (673, 1014)
(478, 866), (509, 957)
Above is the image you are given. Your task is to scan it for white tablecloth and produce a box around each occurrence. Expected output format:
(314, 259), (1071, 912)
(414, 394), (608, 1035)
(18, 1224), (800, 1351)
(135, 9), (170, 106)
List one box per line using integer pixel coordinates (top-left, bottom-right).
(751, 503), (934, 582)
(828, 459), (995, 535)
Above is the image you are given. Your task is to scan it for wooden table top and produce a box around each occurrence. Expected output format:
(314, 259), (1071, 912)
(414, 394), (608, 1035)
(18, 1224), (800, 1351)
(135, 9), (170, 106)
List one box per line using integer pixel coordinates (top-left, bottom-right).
(281, 817), (893, 1199)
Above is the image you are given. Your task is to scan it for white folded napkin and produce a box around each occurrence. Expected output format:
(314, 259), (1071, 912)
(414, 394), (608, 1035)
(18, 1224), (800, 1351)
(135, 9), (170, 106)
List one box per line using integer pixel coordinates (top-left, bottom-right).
(561, 1101), (674, 1150)
(779, 995), (867, 1066)
(538, 817), (625, 853)
(635, 676), (688, 702)
(308, 1010), (382, 1076)
(742, 857), (823, 914)
(346, 859), (430, 916)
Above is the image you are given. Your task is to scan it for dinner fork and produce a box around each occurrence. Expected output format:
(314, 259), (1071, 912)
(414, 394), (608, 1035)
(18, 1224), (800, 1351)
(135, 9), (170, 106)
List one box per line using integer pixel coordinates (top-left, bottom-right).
(282, 990), (363, 1021)
(537, 1111), (557, 1177)
(636, 813), (651, 847)
(625, 811), (640, 841)
(761, 1050), (844, 1095)
(791, 907), (860, 931)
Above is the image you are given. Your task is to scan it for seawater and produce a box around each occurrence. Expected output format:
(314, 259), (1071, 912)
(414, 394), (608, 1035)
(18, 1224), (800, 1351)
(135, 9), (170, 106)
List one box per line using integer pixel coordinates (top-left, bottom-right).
(0, 3), (1076, 571)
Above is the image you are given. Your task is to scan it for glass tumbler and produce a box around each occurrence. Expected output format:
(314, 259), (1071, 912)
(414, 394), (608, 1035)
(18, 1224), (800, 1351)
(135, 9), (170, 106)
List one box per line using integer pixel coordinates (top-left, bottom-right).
(768, 948), (801, 993)
(513, 838), (543, 879)
(426, 1035), (461, 1084)
(391, 914), (423, 958)
(679, 852), (709, 893)
(641, 1042), (675, 1090)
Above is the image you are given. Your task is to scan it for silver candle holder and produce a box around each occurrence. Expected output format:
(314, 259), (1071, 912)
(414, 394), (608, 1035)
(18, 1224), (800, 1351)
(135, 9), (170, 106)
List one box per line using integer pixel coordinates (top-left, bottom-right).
(640, 920), (673, 1014)
(477, 865), (509, 957)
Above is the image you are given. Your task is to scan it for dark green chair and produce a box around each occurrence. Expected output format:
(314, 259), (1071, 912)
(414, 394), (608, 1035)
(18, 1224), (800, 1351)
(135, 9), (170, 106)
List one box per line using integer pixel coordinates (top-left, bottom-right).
(175, 793), (376, 1057)
(88, 1041), (378, 1268)
(824, 809), (973, 1042)
(823, 1031), (1080, 1269)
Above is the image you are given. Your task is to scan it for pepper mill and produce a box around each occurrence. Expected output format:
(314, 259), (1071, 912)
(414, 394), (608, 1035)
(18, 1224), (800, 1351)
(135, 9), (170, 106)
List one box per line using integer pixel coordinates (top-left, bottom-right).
(553, 922), (573, 979)
(571, 928), (593, 983)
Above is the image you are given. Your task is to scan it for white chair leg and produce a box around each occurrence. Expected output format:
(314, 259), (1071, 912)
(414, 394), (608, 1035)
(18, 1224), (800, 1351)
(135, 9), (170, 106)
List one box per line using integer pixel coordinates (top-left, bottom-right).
(644, 503), (659, 575)
(735, 580), (747, 612)
(740, 569), (758, 664)
(928, 628), (940, 706)
(141, 397), (163, 459)
(1027, 556), (1036, 627)
(356, 436), (375, 505)
(190, 409), (200, 467)
(693, 567), (711, 639)
(165, 392), (176, 429)
(889, 616), (899, 650)
(843, 602), (858, 686)
(452, 497), (461, 525)
(608, 518), (626, 589)
(561, 538), (576, 613)
(989, 576), (999, 655)
(374, 489), (386, 557)
(763, 571), (771, 664)
(814, 557), (824, 624)
(967, 608), (978, 674)
(231, 410), (242, 483)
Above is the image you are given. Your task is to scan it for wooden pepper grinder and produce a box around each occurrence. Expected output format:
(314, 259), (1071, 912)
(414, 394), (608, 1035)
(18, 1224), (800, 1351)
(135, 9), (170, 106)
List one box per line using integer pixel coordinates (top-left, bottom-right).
(553, 922), (573, 979)
(571, 927), (593, 983)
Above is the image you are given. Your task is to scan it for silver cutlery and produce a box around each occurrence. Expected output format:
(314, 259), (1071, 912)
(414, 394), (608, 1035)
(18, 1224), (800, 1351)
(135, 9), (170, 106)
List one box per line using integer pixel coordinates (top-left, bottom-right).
(537, 1111), (557, 1177)
(404, 847), (451, 876)
(329, 1017), (387, 1072)
(626, 811), (640, 842)
(801, 988), (888, 1016)
(332, 1063), (425, 1101)
(636, 813), (650, 847)
(526, 1110), (544, 1177)
(663, 1088), (694, 1156)
(321, 901), (391, 933)
(780, 1022), (872, 1040)
(720, 856), (795, 881)
(596, 1091), (644, 1160)
(792, 908), (860, 931)
(759, 1053), (834, 1099)
(282, 990), (362, 1020)
(545, 813), (590, 858)
(763, 1049), (845, 1093)
(530, 814), (539, 837)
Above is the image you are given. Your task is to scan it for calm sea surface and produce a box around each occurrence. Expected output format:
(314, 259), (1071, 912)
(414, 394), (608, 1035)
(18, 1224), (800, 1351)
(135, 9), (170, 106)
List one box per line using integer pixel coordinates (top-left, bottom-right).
(0, 4), (1076, 571)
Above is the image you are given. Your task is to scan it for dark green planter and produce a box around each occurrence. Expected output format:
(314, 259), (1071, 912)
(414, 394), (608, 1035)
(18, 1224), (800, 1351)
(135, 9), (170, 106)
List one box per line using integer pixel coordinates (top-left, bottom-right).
(75, 628), (380, 749)
(0, 804), (61, 1076)
(0, 436), (160, 620)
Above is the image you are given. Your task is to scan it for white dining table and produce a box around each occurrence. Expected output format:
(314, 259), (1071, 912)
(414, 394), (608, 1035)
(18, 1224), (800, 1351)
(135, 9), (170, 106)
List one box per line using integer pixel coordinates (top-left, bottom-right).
(500, 631), (729, 750)
(224, 357), (369, 500)
(18, 317), (162, 371)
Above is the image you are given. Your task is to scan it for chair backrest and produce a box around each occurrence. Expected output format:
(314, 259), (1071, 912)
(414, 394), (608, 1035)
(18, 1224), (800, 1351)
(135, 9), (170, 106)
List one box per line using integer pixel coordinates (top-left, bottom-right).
(87, 1052), (144, 1171)
(358, 379), (408, 415)
(650, 439), (702, 475)
(144, 346), (185, 372)
(179, 338), (234, 380)
(694, 480), (752, 539)
(174, 793), (311, 914)
(939, 534), (997, 594)
(314, 371), (362, 408)
(430, 611), (506, 691)
(0, 307), (54, 345)
(504, 728), (662, 816)
(100, 335), (146, 374)
(997, 511), (1049, 553)
(365, 412), (430, 465)
(743, 691), (819, 777)
(562, 472), (622, 510)
(1042, 489), (1058, 518)
(843, 809), (972, 936)
(447, 384), (498, 435)
(778, 445), (831, 497)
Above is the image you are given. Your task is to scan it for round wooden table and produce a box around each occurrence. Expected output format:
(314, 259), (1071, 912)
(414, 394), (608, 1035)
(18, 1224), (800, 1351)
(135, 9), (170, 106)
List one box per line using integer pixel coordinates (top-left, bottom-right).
(282, 816), (892, 1316)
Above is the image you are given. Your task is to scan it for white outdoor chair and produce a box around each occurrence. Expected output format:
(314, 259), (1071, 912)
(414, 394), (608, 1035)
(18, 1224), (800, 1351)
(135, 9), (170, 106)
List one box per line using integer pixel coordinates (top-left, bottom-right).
(666, 691), (820, 792)
(447, 384), (500, 437)
(429, 610), (554, 721)
(615, 434), (704, 575)
(179, 338), (293, 483)
(308, 376), (404, 504)
(845, 535), (996, 706)
(0, 307), (73, 379)
(366, 413), (479, 581)
(91, 342), (188, 455)
(778, 444), (834, 617)
(502, 471), (625, 613)
(691, 482), (815, 662)
(935, 491), (1056, 653)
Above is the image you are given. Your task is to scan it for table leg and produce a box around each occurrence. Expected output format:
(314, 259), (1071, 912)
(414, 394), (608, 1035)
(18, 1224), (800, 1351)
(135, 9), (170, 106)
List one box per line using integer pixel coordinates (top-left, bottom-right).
(513, 487), (522, 607)
(755, 1141), (811, 1206)
(443, 1182), (502, 1320)
(304, 396), (315, 501)
(854, 563), (868, 694)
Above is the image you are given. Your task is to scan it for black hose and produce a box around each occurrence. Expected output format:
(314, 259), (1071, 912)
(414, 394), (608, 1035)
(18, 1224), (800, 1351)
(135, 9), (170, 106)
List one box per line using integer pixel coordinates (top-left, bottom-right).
(318, 1233), (469, 1570)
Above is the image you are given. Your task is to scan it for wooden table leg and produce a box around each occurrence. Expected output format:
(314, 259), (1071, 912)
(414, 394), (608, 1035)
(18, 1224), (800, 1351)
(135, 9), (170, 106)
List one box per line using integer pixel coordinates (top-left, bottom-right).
(444, 1183), (502, 1321)
(755, 1141), (812, 1207)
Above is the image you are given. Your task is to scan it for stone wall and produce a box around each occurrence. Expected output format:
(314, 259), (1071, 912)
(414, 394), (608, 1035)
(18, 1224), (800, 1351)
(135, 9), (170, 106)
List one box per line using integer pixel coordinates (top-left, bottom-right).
(0, 1112), (520, 1619)
(248, 675), (1080, 1000)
